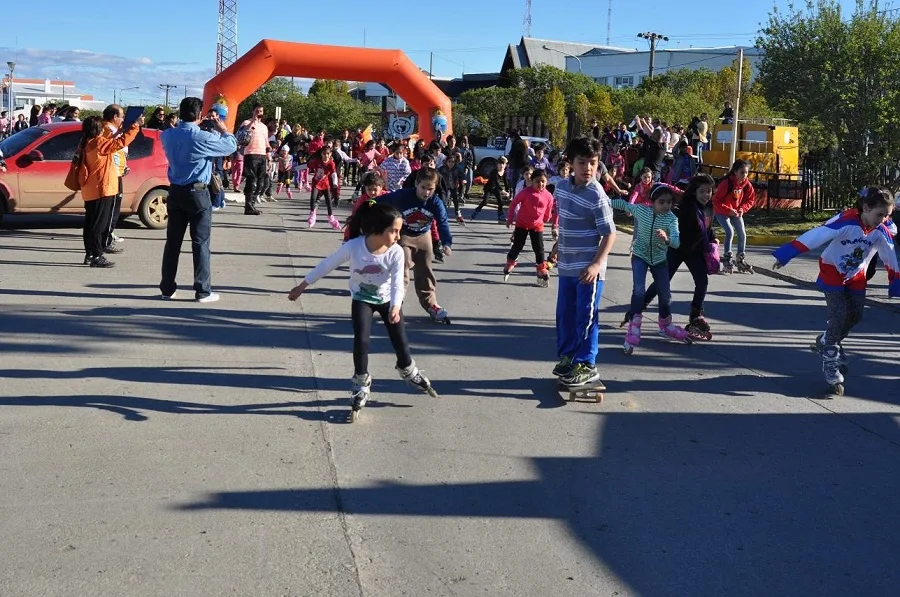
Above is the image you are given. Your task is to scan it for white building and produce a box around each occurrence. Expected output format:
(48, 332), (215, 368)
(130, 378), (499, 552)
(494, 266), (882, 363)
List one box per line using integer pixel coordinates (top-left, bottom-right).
(566, 46), (762, 88)
(1, 77), (107, 117)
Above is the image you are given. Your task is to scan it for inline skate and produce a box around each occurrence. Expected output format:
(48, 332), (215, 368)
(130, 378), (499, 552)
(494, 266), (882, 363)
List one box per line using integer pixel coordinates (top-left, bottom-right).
(623, 313), (642, 355)
(397, 360), (439, 397)
(657, 315), (693, 344)
(685, 309), (712, 340)
(350, 373), (372, 422)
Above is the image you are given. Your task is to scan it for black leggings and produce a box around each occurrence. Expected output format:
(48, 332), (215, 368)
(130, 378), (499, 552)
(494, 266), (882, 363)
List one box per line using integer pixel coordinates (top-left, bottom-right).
(475, 189), (503, 217)
(310, 188), (333, 215)
(352, 300), (412, 376)
(507, 226), (545, 264)
(643, 249), (708, 314)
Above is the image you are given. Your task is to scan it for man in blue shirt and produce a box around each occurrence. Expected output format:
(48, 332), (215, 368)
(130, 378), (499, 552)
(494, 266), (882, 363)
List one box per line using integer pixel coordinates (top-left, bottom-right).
(159, 97), (237, 303)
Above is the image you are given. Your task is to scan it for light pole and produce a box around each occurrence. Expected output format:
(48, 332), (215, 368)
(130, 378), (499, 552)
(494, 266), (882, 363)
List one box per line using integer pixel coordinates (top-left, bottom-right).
(638, 32), (668, 79)
(6, 61), (15, 120)
(543, 45), (582, 72)
(116, 86), (139, 105)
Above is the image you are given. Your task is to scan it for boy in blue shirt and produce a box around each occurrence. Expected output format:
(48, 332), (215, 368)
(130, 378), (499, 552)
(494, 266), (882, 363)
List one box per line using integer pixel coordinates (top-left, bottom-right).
(379, 168), (454, 323)
(552, 137), (618, 386)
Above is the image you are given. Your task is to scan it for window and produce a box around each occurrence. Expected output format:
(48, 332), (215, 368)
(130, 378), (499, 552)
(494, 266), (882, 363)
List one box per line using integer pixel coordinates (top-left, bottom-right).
(128, 132), (154, 159)
(592, 77), (609, 86)
(35, 131), (81, 161)
(614, 76), (634, 88)
(0, 127), (46, 157)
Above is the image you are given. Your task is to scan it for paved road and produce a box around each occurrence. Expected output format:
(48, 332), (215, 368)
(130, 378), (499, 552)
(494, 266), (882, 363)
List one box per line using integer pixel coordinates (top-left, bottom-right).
(2, 191), (899, 597)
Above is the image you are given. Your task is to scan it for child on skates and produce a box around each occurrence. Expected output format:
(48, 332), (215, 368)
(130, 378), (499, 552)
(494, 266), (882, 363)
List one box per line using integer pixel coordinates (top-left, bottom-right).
(552, 137), (617, 386)
(306, 147), (341, 230)
(611, 183), (691, 354)
(275, 147), (293, 199)
(471, 156), (510, 222)
(772, 186), (899, 394)
(288, 201), (437, 421)
(624, 174), (718, 340)
(379, 167), (454, 324)
(713, 159), (755, 273)
(344, 171), (387, 241)
(504, 169), (556, 286)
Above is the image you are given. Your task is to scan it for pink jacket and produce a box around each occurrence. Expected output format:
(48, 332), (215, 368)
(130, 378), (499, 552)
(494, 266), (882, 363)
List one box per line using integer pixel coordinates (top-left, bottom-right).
(507, 187), (555, 232)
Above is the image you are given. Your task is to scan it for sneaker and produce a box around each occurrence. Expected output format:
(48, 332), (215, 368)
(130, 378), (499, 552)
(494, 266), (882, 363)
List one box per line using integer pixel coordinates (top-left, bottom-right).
(161, 291), (177, 300)
(111, 234), (124, 243)
(103, 244), (123, 254)
(196, 292), (220, 303)
(245, 207), (261, 215)
(83, 254), (94, 265)
(90, 256), (115, 268)
(560, 363), (600, 387)
(552, 356), (574, 378)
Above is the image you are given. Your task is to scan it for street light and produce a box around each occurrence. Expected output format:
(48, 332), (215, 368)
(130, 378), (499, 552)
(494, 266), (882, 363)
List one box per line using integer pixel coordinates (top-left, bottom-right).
(116, 86), (139, 105)
(543, 45), (582, 72)
(6, 61), (15, 120)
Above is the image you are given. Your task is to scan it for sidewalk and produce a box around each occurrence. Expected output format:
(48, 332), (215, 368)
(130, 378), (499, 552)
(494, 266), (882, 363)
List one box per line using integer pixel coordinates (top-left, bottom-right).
(1, 193), (899, 597)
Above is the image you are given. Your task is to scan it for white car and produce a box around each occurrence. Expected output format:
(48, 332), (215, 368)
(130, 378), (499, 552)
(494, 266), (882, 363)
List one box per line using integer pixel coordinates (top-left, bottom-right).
(473, 135), (552, 178)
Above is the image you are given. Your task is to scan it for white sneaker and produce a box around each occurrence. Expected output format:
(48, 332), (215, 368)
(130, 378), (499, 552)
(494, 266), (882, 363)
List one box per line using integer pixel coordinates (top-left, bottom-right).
(197, 292), (220, 303)
(112, 234), (124, 243)
(161, 291), (177, 300)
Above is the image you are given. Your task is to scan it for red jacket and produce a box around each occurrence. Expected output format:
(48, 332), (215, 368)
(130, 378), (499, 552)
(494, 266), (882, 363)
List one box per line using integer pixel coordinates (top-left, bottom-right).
(308, 157), (336, 190)
(343, 190), (388, 241)
(712, 175), (755, 216)
(507, 187), (555, 232)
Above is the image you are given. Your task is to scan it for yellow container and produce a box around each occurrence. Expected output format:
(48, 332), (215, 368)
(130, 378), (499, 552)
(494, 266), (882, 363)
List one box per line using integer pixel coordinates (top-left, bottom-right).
(704, 120), (799, 176)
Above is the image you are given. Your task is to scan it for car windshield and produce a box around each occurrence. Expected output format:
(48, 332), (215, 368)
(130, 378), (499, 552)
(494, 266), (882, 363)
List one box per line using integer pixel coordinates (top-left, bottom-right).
(0, 127), (47, 159)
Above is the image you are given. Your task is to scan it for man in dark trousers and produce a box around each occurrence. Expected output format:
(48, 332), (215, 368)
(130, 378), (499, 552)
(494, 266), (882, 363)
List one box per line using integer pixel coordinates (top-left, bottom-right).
(159, 97), (237, 303)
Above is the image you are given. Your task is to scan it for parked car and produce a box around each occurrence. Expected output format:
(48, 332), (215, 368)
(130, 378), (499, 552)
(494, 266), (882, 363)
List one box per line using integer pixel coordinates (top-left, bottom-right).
(472, 135), (553, 178)
(0, 122), (169, 229)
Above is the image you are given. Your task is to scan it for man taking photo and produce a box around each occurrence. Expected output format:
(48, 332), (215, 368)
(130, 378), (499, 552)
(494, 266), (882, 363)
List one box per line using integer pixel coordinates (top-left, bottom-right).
(159, 97), (237, 303)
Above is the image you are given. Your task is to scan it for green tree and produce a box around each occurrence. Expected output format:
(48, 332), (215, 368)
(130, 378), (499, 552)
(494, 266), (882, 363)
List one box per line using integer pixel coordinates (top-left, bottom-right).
(301, 93), (372, 133)
(456, 87), (524, 136)
(236, 77), (305, 125)
(586, 87), (622, 125)
(308, 79), (350, 96)
(540, 86), (567, 143)
(507, 65), (600, 113)
(757, 0), (900, 154)
(572, 93), (591, 137)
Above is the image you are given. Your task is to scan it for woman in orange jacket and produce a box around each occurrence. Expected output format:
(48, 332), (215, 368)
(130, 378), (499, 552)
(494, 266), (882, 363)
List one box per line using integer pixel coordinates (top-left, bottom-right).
(712, 159), (755, 274)
(78, 112), (142, 267)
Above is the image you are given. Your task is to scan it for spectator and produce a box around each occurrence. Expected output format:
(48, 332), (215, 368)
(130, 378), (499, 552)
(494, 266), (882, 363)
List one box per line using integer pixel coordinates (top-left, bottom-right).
(63, 107), (81, 122)
(146, 107), (166, 130)
(0, 111), (9, 138)
(77, 112), (142, 268)
(38, 104), (56, 125)
(163, 113), (178, 130)
(29, 105), (41, 127)
(13, 114), (28, 133)
(101, 105), (129, 252)
(719, 101), (734, 124)
(159, 97), (237, 302)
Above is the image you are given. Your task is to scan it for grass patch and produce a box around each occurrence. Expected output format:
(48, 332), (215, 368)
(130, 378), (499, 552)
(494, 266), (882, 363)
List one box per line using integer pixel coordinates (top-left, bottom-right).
(614, 209), (835, 238)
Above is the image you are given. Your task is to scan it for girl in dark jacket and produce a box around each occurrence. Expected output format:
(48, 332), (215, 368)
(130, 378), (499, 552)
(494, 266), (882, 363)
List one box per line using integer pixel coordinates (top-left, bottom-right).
(624, 174), (718, 339)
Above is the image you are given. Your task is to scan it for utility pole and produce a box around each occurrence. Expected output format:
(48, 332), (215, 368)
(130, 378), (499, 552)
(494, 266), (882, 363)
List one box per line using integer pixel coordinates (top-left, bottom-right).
(158, 84), (177, 110)
(729, 47), (744, 166)
(637, 32), (668, 79)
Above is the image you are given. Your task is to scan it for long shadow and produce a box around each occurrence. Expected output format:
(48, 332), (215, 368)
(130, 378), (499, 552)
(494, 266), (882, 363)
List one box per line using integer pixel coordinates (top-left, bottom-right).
(174, 411), (900, 597)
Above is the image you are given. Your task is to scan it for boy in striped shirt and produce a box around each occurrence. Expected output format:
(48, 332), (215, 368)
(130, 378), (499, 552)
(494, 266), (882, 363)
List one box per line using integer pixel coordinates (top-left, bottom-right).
(552, 137), (618, 386)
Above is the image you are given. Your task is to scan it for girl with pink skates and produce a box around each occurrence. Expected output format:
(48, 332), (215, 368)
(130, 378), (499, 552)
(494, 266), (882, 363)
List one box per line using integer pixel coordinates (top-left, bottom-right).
(611, 184), (692, 354)
(306, 147), (341, 230)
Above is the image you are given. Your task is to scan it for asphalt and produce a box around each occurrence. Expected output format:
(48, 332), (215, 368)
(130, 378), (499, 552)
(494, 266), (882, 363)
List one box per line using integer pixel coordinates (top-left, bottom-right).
(1, 189), (899, 597)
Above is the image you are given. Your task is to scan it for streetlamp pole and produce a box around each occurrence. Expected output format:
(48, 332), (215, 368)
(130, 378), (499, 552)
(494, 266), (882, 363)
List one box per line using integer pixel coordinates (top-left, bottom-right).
(6, 61), (15, 120)
(543, 45), (582, 72)
(117, 86), (139, 106)
(638, 32), (669, 79)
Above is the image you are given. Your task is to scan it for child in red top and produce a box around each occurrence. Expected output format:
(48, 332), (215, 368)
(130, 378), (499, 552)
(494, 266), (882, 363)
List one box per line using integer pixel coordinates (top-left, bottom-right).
(344, 171), (387, 241)
(503, 169), (556, 287)
(712, 159), (756, 273)
(629, 168), (654, 204)
(307, 147), (341, 230)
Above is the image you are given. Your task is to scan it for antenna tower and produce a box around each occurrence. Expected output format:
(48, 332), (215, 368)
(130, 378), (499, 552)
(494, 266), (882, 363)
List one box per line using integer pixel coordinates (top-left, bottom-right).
(606, 0), (612, 45)
(523, 0), (532, 37)
(216, 0), (238, 74)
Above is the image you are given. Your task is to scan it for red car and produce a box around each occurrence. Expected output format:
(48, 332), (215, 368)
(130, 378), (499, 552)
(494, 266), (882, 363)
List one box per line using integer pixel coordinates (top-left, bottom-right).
(0, 122), (169, 228)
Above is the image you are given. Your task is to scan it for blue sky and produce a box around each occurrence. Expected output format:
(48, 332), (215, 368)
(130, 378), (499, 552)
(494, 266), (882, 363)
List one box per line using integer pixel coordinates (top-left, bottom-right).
(1, 0), (866, 105)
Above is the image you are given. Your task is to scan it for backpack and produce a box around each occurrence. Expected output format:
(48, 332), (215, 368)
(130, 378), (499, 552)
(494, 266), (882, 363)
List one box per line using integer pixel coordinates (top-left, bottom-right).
(236, 125), (252, 148)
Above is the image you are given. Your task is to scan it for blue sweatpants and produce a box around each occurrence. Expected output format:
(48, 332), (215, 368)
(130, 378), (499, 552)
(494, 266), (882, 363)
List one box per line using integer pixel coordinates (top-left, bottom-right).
(556, 275), (604, 366)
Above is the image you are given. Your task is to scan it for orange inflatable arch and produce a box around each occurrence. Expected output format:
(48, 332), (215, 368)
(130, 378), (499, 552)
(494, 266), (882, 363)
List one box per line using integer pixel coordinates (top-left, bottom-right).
(202, 39), (452, 144)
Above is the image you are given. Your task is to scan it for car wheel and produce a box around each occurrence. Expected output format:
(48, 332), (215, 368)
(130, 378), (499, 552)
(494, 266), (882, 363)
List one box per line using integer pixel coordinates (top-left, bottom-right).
(139, 188), (168, 229)
(477, 158), (497, 179)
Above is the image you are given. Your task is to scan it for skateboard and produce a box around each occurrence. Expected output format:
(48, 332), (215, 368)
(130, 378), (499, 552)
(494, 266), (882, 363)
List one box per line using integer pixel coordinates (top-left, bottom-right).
(557, 379), (605, 403)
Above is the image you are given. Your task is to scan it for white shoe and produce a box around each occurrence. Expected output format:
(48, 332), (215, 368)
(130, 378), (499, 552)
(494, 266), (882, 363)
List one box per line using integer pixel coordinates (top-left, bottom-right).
(161, 291), (177, 300)
(197, 292), (220, 303)
(112, 233), (124, 243)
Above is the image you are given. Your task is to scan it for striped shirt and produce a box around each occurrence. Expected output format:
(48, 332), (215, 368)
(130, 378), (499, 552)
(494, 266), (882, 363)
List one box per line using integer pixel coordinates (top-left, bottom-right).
(554, 177), (616, 278)
(611, 199), (680, 266)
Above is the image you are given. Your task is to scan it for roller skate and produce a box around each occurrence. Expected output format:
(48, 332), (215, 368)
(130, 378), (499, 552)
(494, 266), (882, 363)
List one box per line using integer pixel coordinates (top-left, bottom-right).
(427, 304), (451, 325)
(535, 262), (550, 288)
(327, 215), (342, 230)
(433, 241), (445, 263)
(686, 309), (712, 340)
(456, 213), (465, 223)
(285, 188), (293, 200)
(397, 360), (438, 397)
(735, 252), (754, 274)
(623, 313), (642, 355)
(657, 315), (693, 344)
(307, 210), (317, 228)
(503, 259), (518, 281)
(469, 208), (481, 220)
(350, 373), (372, 422)
(721, 251), (735, 275)
(810, 333), (848, 374)
(821, 345), (845, 396)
